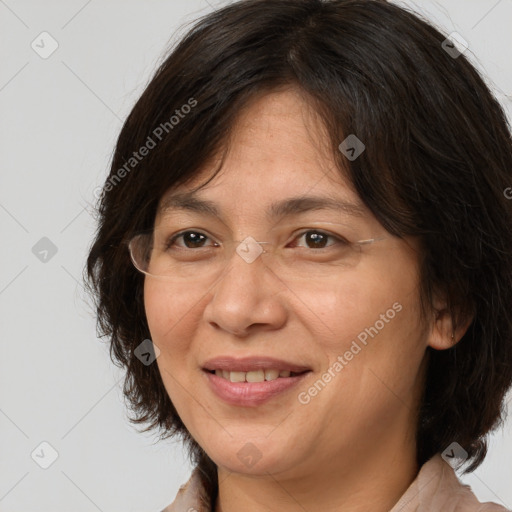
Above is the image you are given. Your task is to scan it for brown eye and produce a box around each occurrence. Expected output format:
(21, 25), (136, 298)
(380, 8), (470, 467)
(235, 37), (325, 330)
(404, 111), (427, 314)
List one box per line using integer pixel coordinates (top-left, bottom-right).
(304, 231), (328, 248)
(293, 230), (346, 249)
(168, 231), (212, 249)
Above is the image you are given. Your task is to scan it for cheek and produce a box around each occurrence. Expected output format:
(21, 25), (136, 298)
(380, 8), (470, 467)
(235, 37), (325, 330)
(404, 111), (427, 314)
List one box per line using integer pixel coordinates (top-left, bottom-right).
(144, 281), (200, 340)
(143, 281), (205, 414)
(310, 272), (397, 352)
(343, 277), (425, 397)
(144, 281), (171, 335)
(143, 281), (207, 374)
(319, 252), (425, 374)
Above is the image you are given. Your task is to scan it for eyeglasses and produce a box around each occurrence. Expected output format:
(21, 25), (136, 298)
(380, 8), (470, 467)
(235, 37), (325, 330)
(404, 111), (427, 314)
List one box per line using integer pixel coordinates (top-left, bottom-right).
(128, 221), (389, 285)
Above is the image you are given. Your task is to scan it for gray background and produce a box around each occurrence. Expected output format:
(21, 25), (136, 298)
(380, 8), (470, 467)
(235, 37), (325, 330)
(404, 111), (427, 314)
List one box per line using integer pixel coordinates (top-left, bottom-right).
(1, 1), (511, 510)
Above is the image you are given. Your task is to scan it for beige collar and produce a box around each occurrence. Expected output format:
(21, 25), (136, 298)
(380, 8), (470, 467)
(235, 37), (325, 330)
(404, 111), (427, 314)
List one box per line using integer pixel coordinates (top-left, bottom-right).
(162, 454), (509, 512)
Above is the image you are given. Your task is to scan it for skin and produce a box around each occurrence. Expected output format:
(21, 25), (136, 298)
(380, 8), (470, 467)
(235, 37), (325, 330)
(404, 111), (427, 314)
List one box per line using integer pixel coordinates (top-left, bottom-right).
(144, 87), (467, 512)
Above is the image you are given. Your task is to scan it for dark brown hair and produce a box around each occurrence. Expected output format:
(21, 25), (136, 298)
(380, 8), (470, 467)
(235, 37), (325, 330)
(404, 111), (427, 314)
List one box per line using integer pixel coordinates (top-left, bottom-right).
(86, 0), (512, 503)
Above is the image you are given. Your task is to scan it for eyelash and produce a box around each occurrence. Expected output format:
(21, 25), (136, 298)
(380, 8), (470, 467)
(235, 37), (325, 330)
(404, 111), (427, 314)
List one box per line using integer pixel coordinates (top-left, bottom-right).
(166, 229), (349, 250)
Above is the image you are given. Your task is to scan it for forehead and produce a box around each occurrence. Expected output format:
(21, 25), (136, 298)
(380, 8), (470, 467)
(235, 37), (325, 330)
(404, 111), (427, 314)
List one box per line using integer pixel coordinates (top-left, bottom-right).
(156, 88), (373, 225)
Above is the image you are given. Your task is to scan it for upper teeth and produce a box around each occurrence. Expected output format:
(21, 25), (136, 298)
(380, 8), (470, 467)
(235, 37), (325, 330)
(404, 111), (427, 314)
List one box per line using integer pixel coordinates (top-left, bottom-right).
(215, 369), (292, 382)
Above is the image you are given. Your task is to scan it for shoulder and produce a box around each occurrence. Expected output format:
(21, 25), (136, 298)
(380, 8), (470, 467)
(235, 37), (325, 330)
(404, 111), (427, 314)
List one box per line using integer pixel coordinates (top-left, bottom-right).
(160, 467), (211, 512)
(162, 457), (509, 512)
(391, 454), (510, 512)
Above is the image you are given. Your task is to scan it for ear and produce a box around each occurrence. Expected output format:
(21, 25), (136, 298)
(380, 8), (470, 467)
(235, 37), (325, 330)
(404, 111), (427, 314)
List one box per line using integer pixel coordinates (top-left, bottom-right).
(427, 289), (474, 350)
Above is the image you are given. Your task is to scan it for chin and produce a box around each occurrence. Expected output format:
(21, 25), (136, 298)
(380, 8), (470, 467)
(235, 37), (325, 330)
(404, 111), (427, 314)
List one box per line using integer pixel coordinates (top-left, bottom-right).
(205, 434), (293, 475)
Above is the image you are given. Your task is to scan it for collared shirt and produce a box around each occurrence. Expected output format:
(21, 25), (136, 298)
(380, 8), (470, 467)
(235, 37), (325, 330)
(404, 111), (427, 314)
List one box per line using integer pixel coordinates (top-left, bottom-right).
(160, 454), (510, 512)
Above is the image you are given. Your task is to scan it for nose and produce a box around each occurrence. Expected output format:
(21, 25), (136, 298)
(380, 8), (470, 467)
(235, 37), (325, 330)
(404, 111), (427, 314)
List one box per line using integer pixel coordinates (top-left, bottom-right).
(202, 246), (288, 337)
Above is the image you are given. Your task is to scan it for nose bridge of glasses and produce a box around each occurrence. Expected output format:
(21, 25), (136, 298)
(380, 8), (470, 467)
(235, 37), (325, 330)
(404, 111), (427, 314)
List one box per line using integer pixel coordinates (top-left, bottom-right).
(233, 235), (273, 265)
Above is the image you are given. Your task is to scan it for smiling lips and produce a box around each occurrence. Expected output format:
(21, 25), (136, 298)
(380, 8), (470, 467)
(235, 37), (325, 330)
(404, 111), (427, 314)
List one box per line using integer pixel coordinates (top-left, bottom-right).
(212, 368), (300, 382)
(203, 356), (312, 406)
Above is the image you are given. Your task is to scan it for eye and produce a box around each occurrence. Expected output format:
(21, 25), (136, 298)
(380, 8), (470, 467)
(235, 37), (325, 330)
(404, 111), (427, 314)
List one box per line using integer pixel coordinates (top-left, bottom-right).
(166, 230), (216, 249)
(291, 230), (348, 249)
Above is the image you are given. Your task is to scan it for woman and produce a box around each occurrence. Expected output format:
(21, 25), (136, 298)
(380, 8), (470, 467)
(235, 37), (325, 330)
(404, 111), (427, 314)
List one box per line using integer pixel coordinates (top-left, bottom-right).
(86, 0), (512, 510)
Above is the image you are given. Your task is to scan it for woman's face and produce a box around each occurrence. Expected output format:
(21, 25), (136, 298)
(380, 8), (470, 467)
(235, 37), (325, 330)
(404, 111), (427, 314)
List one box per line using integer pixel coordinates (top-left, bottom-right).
(144, 88), (433, 478)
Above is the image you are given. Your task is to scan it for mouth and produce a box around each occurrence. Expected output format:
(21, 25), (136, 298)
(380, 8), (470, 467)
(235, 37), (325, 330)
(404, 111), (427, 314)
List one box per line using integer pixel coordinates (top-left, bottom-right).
(202, 356), (312, 407)
(202, 356), (312, 380)
(205, 368), (308, 382)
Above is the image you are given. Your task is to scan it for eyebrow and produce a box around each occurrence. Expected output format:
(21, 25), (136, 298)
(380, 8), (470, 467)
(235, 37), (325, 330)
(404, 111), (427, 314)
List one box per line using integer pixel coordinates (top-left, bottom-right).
(159, 191), (367, 222)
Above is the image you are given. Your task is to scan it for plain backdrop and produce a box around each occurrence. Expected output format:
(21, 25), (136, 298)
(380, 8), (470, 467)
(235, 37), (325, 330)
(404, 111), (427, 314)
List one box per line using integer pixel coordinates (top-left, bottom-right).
(1, 1), (511, 511)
